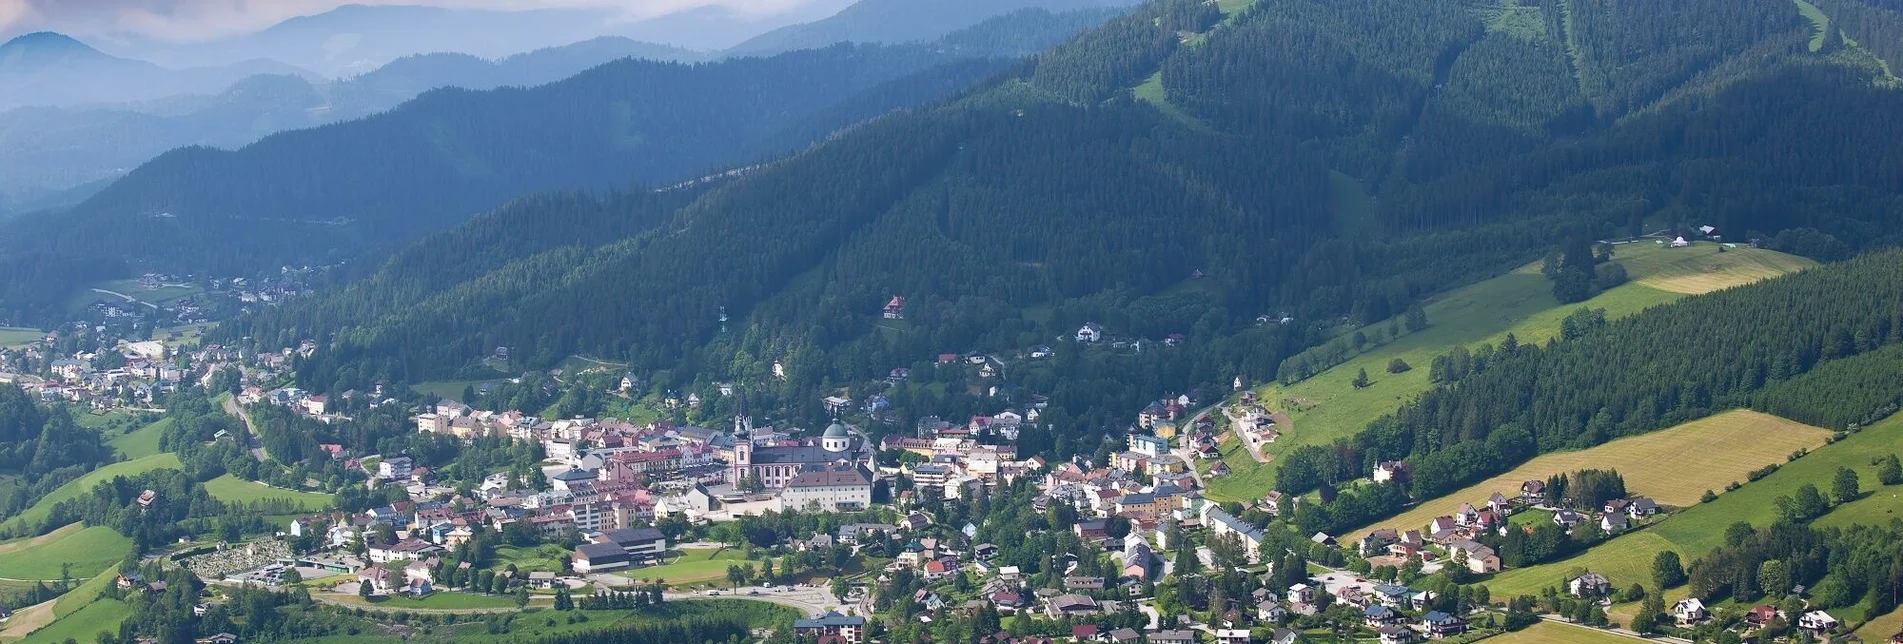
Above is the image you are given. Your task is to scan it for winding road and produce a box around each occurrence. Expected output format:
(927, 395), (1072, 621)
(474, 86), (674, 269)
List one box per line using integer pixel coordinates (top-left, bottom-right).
(222, 395), (271, 462)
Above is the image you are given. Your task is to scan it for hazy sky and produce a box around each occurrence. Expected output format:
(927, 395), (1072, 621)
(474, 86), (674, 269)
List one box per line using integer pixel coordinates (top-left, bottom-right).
(0, 0), (821, 42)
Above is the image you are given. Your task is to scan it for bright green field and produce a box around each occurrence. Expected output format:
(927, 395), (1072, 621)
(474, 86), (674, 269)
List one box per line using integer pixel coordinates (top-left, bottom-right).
(411, 380), (494, 402)
(1488, 413), (1903, 598)
(19, 598), (127, 644)
(1486, 621), (1632, 644)
(0, 524), (130, 579)
(204, 474), (333, 510)
(54, 566), (119, 618)
(65, 279), (202, 313)
(1205, 244), (1812, 501)
(496, 545), (568, 573)
(1794, 0), (1831, 52)
(618, 549), (752, 588)
(332, 591), (523, 610)
(0, 327), (39, 349)
(0, 453), (181, 533)
(108, 418), (170, 459)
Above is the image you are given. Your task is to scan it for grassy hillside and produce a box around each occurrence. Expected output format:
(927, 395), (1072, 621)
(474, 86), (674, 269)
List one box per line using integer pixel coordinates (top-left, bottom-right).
(18, 598), (127, 644)
(107, 418), (170, 459)
(1487, 621), (1631, 644)
(0, 524), (129, 579)
(0, 327), (38, 348)
(204, 474), (333, 510)
(0, 453), (181, 533)
(1345, 410), (1831, 536)
(1205, 243), (1813, 501)
(1486, 412), (1903, 598)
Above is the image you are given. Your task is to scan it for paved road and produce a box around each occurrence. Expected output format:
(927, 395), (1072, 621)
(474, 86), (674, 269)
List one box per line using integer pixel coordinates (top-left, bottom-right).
(222, 395), (270, 462)
(90, 288), (159, 310)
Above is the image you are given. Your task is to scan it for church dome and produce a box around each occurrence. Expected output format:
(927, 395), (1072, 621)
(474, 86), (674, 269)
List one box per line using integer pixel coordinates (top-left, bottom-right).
(823, 422), (850, 438)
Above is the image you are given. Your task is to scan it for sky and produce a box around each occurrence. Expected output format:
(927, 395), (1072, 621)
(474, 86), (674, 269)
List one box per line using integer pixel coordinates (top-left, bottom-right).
(0, 0), (822, 42)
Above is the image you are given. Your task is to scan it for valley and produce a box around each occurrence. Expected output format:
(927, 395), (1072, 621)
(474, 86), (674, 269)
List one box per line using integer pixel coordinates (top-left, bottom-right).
(0, 0), (1902, 643)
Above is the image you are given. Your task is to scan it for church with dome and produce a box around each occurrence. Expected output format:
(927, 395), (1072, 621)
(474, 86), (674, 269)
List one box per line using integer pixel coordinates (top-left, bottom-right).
(730, 418), (871, 489)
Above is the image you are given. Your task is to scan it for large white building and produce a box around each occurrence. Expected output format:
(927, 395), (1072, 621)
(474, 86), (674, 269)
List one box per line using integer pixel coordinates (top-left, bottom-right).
(779, 463), (875, 512)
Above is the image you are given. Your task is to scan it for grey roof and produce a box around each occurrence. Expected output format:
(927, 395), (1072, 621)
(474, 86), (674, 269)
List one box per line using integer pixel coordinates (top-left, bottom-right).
(750, 441), (858, 465)
(794, 611), (865, 628)
(575, 542), (628, 561)
(823, 422), (850, 438)
(602, 527), (665, 545)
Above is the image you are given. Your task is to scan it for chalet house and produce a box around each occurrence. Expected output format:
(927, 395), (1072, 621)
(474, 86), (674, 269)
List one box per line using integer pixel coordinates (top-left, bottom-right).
(1627, 497), (1659, 518)
(1064, 576), (1106, 590)
(1487, 492), (1512, 516)
(883, 296), (905, 320)
(1520, 480), (1545, 501)
(1372, 584), (1413, 609)
(1364, 604), (1402, 627)
(1600, 513), (1629, 533)
(1360, 528), (1399, 556)
(1745, 605), (1781, 628)
(1568, 573), (1611, 597)
(1422, 611), (1467, 638)
(1076, 324), (1103, 343)
(1373, 461), (1408, 483)
(1673, 598), (1709, 625)
(1257, 601), (1287, 623)
(1151, 631), (1196, 644)
(1798, 610), (1838, 635)
(1552, 509), (1582, 530)
(1214, 629), (1250, 644)
(1378, 625), (1421, 644)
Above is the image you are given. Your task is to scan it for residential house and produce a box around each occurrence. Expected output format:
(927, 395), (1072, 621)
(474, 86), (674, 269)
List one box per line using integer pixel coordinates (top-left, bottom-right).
(1364, 604), (1402, 627)
(1377, 625), (1420, 644)
(1627, 497), (1659, 518)
(1373, 460), (1407, 483)
(1422, 611), (1467, 639)
(1673, 598), (1708, 625)
(1568, 573), (1611, 597)
(1798, 610), (1838, 635)
(1215, 629), (1251, 644)
(1600, 513), (1629, 533)
(1520, 480), (1545, 501)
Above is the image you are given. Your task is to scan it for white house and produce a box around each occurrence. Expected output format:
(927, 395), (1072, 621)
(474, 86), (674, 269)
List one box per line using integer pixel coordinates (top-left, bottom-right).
(1797, 610), (1837, 634)
(1673, 598), (1708, 625)
(1076, 324), (1103, 343)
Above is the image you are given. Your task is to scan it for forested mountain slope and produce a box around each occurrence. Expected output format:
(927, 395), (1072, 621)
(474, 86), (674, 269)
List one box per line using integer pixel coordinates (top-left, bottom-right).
(233, 0), (1903, 441)
(0, 32), (310, 111)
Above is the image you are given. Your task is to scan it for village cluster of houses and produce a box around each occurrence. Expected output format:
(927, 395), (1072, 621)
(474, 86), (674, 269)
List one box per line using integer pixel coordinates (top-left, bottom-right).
(1352, 472), (1663, 577)
(0, 336), (296, 412)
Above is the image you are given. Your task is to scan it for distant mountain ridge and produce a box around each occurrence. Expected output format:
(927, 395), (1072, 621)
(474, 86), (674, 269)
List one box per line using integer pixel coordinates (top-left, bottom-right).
(725, 0), (1144, 56)
(0, 42), (1016, 307)
(0, 36), (704, 215)
(0, 32), (309, 111)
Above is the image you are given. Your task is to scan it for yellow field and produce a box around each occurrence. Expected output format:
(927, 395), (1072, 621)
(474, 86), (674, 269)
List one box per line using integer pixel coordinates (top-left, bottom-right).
(1488, 621), (1637, 644)
(1857, 603), (1903, 641)
(1348, 410), (1831, 536)
(1630, 245), (1816, 294)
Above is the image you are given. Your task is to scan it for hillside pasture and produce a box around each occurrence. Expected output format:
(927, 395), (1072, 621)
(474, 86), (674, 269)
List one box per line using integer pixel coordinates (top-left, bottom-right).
(0, 327), (39, 349)
(1347, 410), (1831, 536)
(18, 598), (127, 644)
(1487, 413), (1903, 598)
(1485, 621), (1634, 643)
(108, 418), (170, 459)
(203, 474), (333, 510)
(1208, 244), (1811, 501)
(617, 548), (752, 588)
(0, 453), (181, 533)
(0, 525), (130, 579)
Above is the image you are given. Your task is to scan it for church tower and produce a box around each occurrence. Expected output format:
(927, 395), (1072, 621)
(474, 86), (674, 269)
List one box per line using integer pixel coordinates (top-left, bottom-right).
(733, 438), (753, 484)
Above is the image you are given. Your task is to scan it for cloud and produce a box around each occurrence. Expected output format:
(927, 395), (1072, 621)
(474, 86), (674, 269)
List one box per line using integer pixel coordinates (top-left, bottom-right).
(1, 0), (820, 42)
